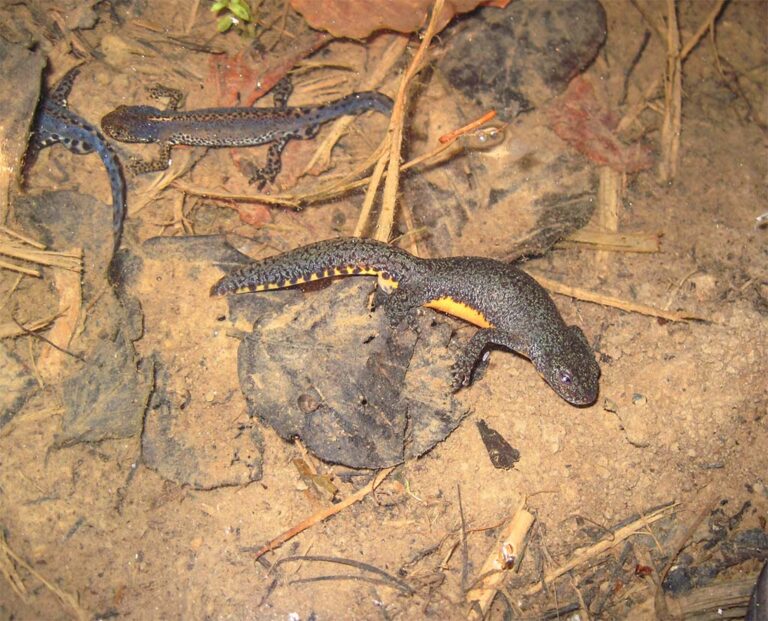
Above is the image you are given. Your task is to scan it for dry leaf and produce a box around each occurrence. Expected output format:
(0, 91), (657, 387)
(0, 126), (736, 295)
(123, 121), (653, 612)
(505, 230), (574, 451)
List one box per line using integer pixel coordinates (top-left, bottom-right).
(290, 0), (511, 38)
(548, 75), (653, 173)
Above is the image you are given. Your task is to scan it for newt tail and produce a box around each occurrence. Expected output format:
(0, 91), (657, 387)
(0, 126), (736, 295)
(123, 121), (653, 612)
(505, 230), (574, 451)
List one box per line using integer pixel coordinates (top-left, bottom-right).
(25, 67), (127, 253)
(210, 238), (419, 296)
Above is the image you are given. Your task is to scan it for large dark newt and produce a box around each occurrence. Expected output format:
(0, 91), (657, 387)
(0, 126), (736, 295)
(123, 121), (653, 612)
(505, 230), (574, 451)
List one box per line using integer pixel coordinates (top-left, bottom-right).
(101, 79), (392, 188)
(211, 238), (600, 405)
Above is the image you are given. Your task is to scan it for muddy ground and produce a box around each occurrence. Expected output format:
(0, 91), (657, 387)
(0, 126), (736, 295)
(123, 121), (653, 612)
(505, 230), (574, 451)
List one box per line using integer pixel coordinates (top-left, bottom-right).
(0, 0), (766, 619)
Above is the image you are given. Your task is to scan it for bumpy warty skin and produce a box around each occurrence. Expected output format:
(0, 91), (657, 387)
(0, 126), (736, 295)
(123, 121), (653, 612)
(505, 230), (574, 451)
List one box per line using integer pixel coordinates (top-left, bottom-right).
(210, 238), (600, 405)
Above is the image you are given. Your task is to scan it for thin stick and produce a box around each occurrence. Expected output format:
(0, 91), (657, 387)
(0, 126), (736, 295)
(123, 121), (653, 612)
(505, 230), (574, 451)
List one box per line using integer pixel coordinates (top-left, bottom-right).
(0, 259), (40, 277)
(0, 240), (82, 271)
(275, 555), (414, 594)
(355, 140), (391, 238)
(251, 466), (395, 560)
(0, 226), (45, 249)
(184, 0), (200, 35)
(528, 272), (703, 322)
(0, 315), (58, 339)
(658, 0), (682, 182)
(523, 503), (676, 596)
(0, 532), (88, 621)
(458, 485), (469, 594)
(440, 111), (497, 143)
(11, 315), (85, 362)
(302, 34), (407, 177)
(559, 229), (661, 253)
(619, 0), (727, 134)
(374, 0), (446, 243)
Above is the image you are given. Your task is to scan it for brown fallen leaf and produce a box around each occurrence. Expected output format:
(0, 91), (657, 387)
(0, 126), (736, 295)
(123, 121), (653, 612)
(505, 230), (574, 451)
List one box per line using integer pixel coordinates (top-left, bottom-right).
(234, 202), (272, 227)
(548, 75), (654, 173)
(290, 0), (511, 39)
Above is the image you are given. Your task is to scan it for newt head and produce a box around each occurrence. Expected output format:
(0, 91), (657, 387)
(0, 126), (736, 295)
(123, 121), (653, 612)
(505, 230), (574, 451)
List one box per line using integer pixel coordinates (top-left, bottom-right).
(534, 325), (600, 406)
(101, 105), (164, 143)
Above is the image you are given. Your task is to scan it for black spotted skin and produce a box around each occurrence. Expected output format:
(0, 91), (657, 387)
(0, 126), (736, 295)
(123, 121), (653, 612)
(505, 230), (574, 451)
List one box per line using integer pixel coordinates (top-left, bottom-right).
(211, 238), (601, 405)
(25, 67), (127, 253)
(101, 79), (393, 188)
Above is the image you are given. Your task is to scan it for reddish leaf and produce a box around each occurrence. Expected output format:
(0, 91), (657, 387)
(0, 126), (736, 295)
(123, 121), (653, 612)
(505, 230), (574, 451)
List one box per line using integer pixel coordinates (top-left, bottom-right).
(290, 0), (511, 39)
(235, 203), (272, 227)
(548, 76), (653, 173)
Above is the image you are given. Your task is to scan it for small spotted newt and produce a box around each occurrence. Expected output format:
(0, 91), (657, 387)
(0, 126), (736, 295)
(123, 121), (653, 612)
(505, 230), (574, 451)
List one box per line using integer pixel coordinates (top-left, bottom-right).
(101, 80), (392, 188)
(210, 238), (601, 405)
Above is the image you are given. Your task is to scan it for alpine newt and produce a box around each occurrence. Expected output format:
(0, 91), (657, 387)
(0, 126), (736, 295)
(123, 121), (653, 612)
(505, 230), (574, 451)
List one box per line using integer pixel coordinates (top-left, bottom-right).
(101, 80), (392, 188)
(210, 237), (601, 405)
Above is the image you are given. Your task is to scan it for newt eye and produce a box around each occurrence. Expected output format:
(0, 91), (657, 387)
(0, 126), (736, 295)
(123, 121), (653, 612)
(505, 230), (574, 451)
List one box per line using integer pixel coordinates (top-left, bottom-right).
(559, 370), (573, 385)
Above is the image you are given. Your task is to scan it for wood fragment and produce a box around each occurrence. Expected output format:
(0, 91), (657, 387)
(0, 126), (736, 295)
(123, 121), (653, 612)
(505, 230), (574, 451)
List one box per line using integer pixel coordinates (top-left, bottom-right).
(467, 505), (536, 619)
(595, 166), (624, 269)
(665, 578), (754, 618)
(658, 0), (682, 182)
(654, 490), (719, 620)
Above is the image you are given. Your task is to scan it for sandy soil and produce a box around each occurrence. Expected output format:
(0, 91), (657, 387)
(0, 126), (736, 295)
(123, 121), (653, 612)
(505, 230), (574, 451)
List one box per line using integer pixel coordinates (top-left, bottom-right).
(0, 0), (766, 619)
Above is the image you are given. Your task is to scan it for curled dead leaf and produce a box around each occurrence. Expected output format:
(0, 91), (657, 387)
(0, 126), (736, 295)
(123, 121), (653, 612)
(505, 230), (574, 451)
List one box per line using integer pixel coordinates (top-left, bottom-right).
(290, 0), (510, 38)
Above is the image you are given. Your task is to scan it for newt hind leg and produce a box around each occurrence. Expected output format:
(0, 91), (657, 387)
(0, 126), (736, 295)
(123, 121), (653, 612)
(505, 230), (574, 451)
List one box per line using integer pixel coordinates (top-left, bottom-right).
(271, 77), (293, 109)
(383, 286), (429, 332)
(247, 136), (289, 189)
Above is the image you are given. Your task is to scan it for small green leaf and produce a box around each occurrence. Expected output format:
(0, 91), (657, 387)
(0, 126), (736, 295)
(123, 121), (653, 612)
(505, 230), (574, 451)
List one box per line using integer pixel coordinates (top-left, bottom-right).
(216, 14), (235, 32)
(210, 0), (228, 13)
(229, 0), (252, 21)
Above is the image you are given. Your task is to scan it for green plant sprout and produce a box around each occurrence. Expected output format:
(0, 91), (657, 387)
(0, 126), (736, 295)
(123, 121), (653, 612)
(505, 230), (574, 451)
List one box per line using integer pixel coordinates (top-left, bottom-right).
(210, 0), (257, 36)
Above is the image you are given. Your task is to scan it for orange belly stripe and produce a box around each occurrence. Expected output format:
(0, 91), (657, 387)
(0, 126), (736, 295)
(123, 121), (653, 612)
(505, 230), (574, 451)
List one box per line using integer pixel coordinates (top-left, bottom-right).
(424, 296), (492, 328)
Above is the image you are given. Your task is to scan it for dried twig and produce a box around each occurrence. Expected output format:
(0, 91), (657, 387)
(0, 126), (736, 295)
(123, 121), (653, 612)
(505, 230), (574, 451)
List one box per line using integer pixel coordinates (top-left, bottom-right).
(560, 229), (661, 253)
(0, 531), (88, 621)
(250, 466), (395, 560)
(0, 315), (57, 339)
(523, 503), (677, 597)
(658, 0), (682, 182)
(619, 0), (727, 134)
(301, 34), (407, 178)
(275, 555), (414, 594)
(528, 272), (703, 322)
(0, 240), (81, 272)
(371, 0), (446, 243)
